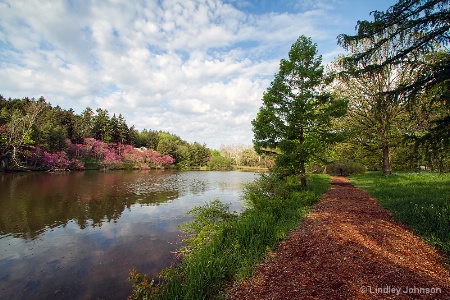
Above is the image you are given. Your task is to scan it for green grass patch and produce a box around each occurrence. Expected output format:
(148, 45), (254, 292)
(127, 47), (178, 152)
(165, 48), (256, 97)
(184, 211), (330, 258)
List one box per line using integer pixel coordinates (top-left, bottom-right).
(350, 171), (450, 257)
(128, 174), (331, 300)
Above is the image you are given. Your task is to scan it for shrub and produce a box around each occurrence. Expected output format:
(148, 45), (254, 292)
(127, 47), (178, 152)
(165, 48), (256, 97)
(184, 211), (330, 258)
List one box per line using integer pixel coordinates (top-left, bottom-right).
(179, 198), (237, 253)
(326, 158), (366, 175)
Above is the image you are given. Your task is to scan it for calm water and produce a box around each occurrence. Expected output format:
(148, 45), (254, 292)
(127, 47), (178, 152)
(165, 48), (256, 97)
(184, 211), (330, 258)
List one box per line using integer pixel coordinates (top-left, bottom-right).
(0, 170), (258, 299)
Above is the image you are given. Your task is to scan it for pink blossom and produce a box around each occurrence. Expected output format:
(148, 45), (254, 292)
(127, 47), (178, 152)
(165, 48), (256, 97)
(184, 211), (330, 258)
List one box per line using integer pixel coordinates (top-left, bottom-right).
(42, 151), (71, 170)
(70, 158), (85, 170)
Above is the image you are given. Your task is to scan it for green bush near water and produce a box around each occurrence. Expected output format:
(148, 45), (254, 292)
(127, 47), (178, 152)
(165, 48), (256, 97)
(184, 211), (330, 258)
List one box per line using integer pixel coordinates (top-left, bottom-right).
(350, 172), (450, 257)
(128, 174), (331, 300)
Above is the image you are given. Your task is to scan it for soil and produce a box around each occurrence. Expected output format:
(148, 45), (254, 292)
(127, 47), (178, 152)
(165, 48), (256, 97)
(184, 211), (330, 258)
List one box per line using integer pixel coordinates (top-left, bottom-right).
(226, 176), (450, 299)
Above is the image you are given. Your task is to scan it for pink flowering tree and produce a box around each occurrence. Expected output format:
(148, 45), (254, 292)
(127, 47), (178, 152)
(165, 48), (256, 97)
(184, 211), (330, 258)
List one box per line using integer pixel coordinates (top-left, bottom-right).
(82, 138), (97, 158)
(66, 139), (84, 158)
(42, 151), (71, 170)
(143, 149), (175, 168)
(159, 154), (175, 167)
(121, 145), (145, 169)
(99, 148), (122, 170)
(28, 146), (44, 167)
(70, 158), (85, 170)
(92, 140), (110, 160)
(41, 138), (174, 171)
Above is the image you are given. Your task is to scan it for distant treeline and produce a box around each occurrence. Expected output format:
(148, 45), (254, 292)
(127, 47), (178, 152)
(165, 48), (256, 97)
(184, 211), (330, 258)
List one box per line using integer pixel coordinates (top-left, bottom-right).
(0, 95), (273, 171)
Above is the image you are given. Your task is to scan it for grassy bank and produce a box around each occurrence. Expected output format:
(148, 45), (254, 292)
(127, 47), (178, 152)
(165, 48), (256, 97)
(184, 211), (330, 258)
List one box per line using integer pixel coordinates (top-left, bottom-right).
(129, 174), (331, 300)
(350, 172), (450, 257)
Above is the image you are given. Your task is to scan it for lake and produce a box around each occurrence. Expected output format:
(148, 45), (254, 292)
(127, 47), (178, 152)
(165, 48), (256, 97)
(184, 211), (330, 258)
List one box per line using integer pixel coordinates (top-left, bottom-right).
(0, 170), (258, 299)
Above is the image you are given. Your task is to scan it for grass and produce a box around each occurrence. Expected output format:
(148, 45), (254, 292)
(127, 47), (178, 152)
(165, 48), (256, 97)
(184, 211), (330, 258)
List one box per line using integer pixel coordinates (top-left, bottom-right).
(128, 173), (331, 300)
(350, 171), (450, 257)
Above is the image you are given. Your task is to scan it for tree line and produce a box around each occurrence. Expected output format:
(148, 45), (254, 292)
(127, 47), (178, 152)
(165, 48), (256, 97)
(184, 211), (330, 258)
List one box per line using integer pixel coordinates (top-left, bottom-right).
(0, 96), (273, 171)
(252, 0), (449, 185)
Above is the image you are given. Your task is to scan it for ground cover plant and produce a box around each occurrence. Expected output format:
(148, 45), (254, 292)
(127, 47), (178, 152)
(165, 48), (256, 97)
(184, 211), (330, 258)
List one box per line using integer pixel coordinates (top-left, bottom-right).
(128, 173), (331, 299)
(350, 172), (450, 257)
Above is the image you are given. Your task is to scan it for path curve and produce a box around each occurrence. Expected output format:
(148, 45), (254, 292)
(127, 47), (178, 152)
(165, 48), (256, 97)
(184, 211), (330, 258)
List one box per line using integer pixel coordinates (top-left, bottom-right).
(227, 176), (450, 299)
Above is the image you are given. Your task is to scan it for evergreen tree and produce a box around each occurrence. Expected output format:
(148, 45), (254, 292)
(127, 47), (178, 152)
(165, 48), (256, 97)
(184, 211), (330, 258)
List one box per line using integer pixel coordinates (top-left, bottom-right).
(252, 36), (347, 187)
(338, 0), (449, 98)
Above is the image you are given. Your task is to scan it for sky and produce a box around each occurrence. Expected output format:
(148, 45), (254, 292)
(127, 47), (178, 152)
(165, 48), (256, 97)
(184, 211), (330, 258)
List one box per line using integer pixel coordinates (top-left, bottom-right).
(0, 0), (397, 149)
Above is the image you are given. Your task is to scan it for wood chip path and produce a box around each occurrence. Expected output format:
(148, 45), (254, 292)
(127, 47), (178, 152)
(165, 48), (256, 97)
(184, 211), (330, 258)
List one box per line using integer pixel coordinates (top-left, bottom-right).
(227, 176), (450, 299)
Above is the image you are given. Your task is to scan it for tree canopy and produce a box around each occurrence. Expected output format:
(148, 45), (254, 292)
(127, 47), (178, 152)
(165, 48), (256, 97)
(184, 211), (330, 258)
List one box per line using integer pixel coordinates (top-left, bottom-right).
(252, 35), (347, 186)
(337, 0), (449, 100)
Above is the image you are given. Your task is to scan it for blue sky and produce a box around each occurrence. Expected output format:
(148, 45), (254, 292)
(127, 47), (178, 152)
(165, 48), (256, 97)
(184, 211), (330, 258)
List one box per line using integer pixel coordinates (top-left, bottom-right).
(0, 0), (397, 149)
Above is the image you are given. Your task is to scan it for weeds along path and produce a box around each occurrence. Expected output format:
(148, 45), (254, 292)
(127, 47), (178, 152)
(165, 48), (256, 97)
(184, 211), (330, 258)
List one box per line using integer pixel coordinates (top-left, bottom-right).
(227, 176), (450, 299)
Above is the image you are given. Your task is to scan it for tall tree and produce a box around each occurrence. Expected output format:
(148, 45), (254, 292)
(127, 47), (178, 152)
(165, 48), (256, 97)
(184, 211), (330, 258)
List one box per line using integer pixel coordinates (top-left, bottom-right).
(334, 28), (419, 175)
(189, 142), (210, 167)
(79, 107), (94, 139)
(157, 132), (181, 162)
(117, 114), (130, 144)
(92, 108), (111, 142)
(252, 36), (347, 187)
(0, 99), (46, 168)
(337, 0), (450, 156)
(137, 129), (160, 149)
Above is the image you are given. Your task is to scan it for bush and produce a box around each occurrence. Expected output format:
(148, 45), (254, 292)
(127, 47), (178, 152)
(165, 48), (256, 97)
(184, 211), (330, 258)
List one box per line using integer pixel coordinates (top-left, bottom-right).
(179, 199), (237, 253)
(326, 158), (366, 175)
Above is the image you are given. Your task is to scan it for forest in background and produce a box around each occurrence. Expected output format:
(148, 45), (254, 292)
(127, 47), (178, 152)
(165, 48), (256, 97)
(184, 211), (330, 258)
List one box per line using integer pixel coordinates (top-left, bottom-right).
(0, 95), (274, 171)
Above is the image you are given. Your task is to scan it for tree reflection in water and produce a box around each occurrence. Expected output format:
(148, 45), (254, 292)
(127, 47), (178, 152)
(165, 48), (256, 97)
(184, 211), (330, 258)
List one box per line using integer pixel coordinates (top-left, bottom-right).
(0, 170), (257, 299)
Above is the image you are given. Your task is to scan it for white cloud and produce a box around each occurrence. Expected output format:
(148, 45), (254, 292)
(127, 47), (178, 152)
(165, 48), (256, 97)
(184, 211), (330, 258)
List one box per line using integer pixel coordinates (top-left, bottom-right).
(0, 0), (397, 148)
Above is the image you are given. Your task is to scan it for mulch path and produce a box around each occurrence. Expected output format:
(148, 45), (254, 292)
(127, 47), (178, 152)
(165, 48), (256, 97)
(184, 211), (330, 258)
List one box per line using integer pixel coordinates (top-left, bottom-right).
(226, 176), (450, 299)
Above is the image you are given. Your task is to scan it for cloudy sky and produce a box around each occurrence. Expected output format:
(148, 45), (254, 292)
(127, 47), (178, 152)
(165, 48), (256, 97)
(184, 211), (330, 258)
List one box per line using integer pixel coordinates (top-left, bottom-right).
(0, 0), (397, 149)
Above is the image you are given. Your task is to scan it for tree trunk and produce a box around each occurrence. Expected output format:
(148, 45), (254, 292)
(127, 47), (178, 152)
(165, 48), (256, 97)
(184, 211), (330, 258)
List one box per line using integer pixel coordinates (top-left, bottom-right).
(299, 126), (306, 187)
(300, 160), (307, 188)
(382, 144), (392, 176)
(0, 156), (8, 171)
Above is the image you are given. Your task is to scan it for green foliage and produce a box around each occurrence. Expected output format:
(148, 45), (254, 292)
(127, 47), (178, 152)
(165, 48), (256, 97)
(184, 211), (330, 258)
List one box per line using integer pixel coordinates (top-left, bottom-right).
(325, 159), (366, 175)
(175, 144), (191, 169)
(350, 172), (450, 256)
(157, 132), (180, 158)
(138, 129), (160, 150)
(189, 142), (210, 167)
(338, 0), (449, 100)
(179, 199), (237, 252)
(129, 173), (331, 299)
(0, 99), (47, 167)
(252, 36), (347, 185)
(207, 155), (234, 170)
(306, 162), (325, 174)
(128, 268), (158, 300)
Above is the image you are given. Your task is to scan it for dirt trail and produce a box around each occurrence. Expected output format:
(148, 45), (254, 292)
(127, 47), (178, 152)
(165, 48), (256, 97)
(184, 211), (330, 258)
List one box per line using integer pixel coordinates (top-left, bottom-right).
(227, 176), (450, 299)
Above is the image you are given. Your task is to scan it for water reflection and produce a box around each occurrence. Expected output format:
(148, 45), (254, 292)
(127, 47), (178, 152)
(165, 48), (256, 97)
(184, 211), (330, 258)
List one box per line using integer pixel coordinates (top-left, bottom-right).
(0, 171), (179, 239)
(0, 170), (257, 299)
